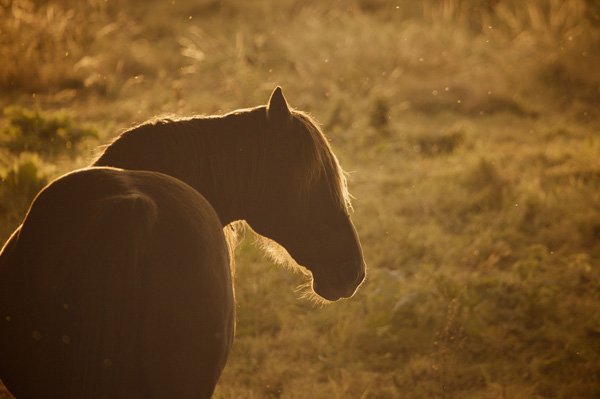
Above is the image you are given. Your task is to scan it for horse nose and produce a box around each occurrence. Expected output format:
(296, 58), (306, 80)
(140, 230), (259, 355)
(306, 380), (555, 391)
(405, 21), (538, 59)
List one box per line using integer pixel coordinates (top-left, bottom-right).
(338, 264), (365, 299)
(354, 266), (366, 287)
(343, 260), (365, 289)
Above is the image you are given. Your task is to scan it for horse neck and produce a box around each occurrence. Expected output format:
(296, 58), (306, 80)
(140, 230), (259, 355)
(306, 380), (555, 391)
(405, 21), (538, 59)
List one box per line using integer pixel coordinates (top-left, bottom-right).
(94, 111), (267, 226)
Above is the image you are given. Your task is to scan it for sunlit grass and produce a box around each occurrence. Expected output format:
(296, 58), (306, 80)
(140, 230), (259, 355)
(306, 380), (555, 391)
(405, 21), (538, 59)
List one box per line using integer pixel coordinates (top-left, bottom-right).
(1, 0), (599, 398)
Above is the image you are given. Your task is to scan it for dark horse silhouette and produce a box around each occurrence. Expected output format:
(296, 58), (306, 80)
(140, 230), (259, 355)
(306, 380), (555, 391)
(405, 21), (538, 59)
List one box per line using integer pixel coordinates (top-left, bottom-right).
(0, 87), (365, 398)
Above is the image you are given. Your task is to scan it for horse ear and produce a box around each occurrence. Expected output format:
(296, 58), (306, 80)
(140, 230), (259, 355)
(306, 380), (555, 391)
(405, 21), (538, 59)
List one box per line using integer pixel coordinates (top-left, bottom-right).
(267, 86), (292, 125)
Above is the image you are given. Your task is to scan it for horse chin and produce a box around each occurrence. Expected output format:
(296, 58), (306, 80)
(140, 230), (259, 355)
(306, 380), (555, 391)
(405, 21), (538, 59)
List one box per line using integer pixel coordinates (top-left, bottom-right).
(311, 277), (357, 302)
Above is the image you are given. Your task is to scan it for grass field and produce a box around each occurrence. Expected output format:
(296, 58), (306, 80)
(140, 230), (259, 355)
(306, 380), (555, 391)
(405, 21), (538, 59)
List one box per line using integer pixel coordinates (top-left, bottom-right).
(1, 0), (599, 397)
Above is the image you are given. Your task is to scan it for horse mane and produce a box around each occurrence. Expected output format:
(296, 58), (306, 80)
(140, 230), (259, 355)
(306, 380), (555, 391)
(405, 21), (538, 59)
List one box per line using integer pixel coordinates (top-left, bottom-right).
(98, 107), (351, 212)
(291, 110), (353, 212)
(95, 107), (352, 304)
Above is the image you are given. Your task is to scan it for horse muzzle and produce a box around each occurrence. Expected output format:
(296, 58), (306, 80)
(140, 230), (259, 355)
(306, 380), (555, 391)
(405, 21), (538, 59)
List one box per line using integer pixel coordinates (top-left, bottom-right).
(311, 263), (366, 301)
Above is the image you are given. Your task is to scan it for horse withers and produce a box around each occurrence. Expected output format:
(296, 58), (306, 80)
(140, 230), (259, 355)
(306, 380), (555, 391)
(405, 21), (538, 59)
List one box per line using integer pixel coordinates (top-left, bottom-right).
(0, 87), (365, 397)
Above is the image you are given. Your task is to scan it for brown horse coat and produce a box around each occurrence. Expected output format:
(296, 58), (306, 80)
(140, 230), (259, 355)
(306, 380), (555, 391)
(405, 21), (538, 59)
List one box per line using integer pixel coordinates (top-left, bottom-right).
(0, 87), (365, 398)
(0, 168), (233, 398)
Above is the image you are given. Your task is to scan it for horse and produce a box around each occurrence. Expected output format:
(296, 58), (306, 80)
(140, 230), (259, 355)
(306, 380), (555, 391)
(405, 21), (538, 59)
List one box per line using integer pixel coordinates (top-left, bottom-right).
(0, 87), (366, 398)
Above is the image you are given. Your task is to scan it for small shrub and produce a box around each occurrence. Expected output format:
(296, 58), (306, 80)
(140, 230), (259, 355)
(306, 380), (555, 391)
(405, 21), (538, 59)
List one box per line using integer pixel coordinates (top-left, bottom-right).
(0, 154), (48, 205)
(369, 96), (391, 132)
(1, 107), (97, 158)
(462, 158), (509, 211)
(326, 99), (353, 132)
(0, 153), (50, 239)
(416, 131), (464, 156)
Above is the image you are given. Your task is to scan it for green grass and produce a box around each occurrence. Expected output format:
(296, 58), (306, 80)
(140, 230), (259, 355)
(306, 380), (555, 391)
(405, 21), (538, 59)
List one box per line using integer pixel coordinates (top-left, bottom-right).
(1, 0), (599, 397)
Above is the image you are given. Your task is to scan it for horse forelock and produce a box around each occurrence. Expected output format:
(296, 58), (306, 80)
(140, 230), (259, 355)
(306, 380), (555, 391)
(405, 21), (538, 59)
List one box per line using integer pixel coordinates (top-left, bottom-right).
(291, 111), (353, 212)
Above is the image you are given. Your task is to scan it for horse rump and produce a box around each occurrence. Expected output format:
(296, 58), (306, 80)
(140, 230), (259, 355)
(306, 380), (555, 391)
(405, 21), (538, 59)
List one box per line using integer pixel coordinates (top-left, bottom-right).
(0, 172), (159, 398)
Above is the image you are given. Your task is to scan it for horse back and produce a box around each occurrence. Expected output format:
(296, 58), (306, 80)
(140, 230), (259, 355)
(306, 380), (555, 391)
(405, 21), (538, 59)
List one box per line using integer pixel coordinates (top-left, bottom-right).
(0, 167), (233, 398)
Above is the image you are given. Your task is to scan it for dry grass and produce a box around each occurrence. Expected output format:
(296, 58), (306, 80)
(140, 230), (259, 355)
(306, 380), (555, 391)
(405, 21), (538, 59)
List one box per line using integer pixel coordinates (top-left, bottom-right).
(1, 0), (599, 397)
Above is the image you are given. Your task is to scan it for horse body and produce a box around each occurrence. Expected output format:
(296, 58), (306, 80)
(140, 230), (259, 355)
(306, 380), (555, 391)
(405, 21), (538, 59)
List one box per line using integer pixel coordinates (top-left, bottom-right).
(0, 88), (365, 397)
(0, 168), (233, 398)
(94, 88), (365, 299)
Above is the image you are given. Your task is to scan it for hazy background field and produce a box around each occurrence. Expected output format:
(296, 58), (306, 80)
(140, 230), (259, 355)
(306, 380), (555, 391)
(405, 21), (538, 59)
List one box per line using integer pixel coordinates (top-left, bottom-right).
(1, 0), (599, 397)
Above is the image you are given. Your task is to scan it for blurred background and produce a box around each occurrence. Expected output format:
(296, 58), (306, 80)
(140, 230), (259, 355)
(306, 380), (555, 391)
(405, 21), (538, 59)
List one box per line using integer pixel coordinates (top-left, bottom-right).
(1, 0), (599, 397)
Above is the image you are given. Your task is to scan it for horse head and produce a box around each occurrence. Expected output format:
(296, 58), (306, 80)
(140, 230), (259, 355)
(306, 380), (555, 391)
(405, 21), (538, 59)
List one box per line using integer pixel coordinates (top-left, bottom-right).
(247, 87), (366, 301)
